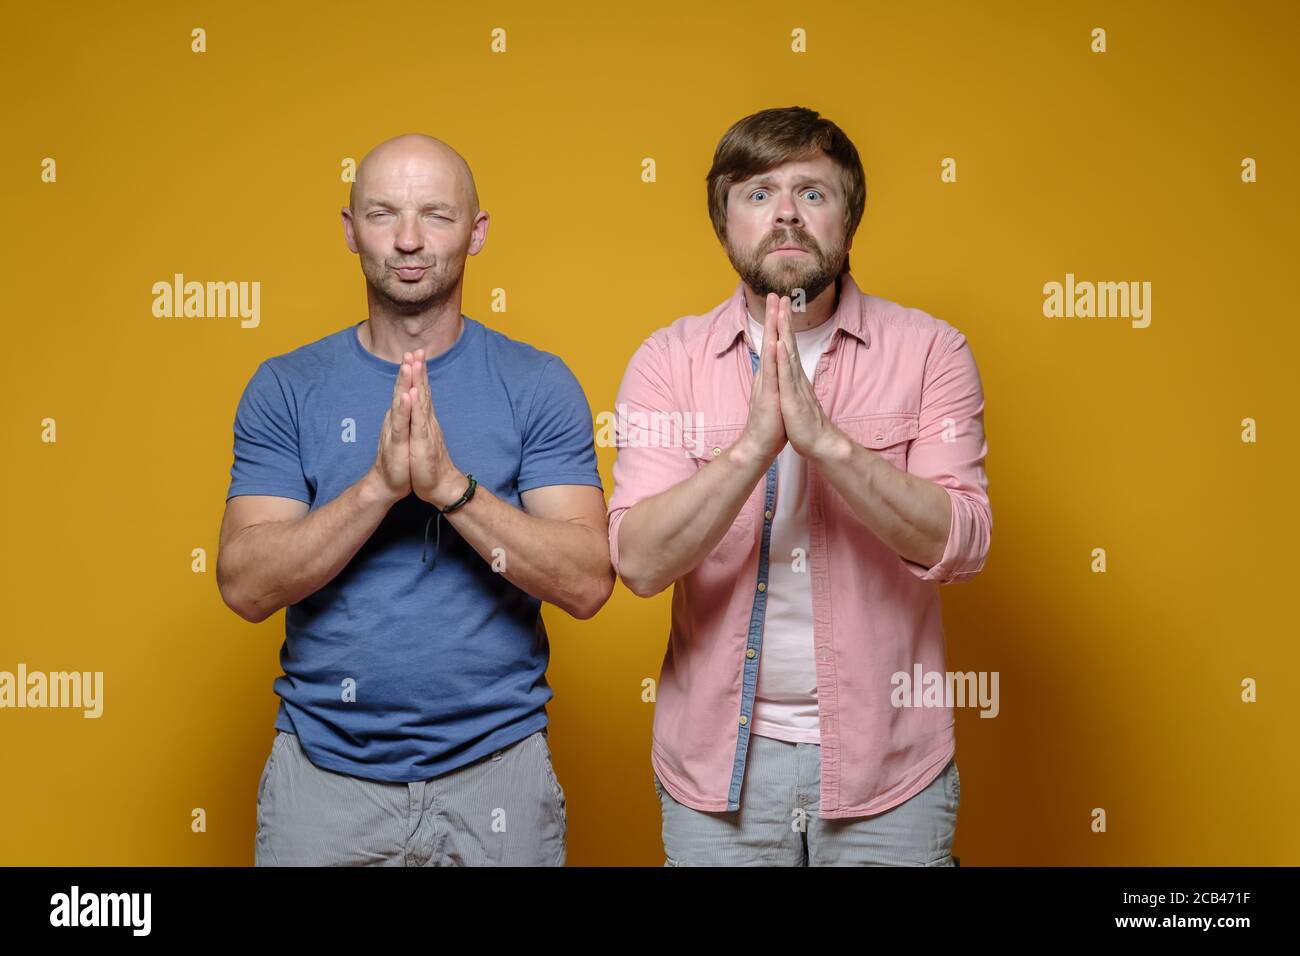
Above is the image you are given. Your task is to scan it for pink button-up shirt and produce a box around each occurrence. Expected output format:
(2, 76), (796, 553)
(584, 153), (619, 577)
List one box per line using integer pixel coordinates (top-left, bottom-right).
(608, 273), (992, 818)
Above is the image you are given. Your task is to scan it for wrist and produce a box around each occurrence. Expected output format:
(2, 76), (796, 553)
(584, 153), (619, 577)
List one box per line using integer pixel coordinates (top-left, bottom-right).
(430, 470), (471, 510)
(808, 423), (854, 466)
(725, 434), (775, 475)
(361, 468), (402, 510)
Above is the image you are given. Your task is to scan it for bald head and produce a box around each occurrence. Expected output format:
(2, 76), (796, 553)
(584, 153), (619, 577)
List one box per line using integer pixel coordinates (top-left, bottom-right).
(349, 133), (479, 219)
(343, 133), (489, 316)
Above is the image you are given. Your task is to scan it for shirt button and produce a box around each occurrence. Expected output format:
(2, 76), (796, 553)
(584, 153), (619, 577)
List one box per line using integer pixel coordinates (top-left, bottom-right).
(764, 509), (773, 520)
(739, 715), (749, 726)
(746, 647), (756, 659)
(757, 582), (766, 592)
(712, 446), (722, 457)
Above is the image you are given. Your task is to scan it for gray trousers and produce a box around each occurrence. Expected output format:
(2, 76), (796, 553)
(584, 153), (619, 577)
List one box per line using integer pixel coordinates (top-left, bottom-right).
(255, 729), (566, 866)
(655, 733), (960, 866)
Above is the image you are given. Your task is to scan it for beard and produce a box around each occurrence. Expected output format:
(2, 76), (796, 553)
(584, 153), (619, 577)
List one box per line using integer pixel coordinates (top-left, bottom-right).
(727, 225), (846, 305)
(360, 257), (456, 315)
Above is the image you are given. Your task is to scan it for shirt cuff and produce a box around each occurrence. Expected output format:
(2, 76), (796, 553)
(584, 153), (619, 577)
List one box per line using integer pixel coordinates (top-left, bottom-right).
(900, 488), (988, 584)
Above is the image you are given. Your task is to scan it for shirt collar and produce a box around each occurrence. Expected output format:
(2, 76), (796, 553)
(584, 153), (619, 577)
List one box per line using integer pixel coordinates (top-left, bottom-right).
(710, 272), (871, 356)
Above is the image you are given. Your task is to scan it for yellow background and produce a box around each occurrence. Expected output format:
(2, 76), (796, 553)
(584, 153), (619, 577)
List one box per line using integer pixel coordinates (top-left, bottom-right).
(2, 0), (1296, 865)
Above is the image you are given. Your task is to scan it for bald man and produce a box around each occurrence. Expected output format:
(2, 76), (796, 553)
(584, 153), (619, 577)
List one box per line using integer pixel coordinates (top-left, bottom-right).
(217, 134), (613, 866)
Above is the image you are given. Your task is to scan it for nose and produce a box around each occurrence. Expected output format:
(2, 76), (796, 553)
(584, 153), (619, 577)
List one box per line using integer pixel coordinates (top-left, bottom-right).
(394, 212), (423, 252)
(773, 190), (802, 228)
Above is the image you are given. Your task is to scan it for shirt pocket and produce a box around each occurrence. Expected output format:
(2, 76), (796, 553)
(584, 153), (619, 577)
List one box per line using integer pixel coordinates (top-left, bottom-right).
(836, 413), (920, 469)
(684, 425), (756, 562)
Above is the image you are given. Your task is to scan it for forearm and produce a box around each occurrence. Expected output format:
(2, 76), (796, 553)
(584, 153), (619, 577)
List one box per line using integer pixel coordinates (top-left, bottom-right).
(812, 426), (951, 568)
(220, 471), (396, 623)
(439, 484), (614, 620)
(616, 439), (770, 597)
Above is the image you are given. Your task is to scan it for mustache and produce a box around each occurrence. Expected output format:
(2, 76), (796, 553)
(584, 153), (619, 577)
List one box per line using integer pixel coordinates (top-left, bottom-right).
(765, 230), (817, 252)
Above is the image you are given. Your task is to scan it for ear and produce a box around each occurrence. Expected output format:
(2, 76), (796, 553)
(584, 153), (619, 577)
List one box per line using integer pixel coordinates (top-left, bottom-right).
(341, 207), (359, 254)
(467, 210), (491, 257)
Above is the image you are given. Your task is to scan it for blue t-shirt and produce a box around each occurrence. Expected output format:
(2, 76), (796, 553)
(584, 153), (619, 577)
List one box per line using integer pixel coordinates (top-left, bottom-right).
(225, 316), (603, 782)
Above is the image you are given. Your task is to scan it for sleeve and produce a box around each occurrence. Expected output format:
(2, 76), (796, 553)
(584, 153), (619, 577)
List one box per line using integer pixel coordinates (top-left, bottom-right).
(899, 328), (992, 584)
(516, 356), (604, 494)
(605, 336), (699, 575)
(225, 361), (313, 504)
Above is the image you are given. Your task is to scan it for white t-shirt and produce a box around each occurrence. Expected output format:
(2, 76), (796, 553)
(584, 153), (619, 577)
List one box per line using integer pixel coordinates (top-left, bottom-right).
(745, 310), (837, 745)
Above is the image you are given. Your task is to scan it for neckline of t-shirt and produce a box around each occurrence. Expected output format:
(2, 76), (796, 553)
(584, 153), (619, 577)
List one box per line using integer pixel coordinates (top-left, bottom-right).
(746, 311), (837, 347)
(347, 315), (478, 376)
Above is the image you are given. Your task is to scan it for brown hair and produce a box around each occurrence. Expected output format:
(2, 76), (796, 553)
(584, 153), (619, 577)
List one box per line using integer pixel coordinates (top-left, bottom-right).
(705, 106), (866, 273)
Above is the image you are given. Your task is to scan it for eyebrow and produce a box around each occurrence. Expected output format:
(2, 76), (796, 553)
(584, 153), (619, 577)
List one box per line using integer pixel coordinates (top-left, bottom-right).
(363, 199), (458, 212)
(742, 176), (837, 193)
